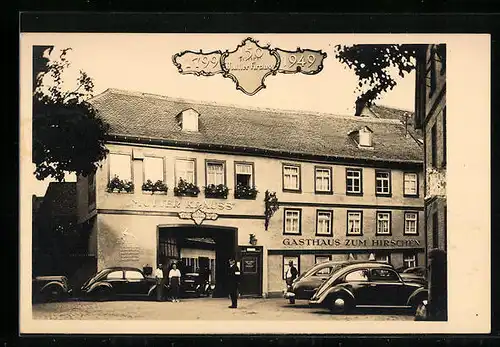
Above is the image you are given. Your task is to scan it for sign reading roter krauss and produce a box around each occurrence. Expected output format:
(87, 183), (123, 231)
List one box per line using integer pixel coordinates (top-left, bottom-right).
(172, 37), (327, 96)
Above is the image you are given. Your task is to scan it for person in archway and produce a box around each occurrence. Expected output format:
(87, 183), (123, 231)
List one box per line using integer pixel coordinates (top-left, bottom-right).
(168, 262), (182, 302)
(155, 263), (164, 302)
(227, 258), (241, 308)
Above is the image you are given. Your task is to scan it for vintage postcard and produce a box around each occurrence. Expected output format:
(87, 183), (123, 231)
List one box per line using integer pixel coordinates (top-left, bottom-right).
(19, 33), (490, 334)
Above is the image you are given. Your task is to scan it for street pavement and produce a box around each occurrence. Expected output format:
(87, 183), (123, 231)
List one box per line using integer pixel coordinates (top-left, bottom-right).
(32, 297), (415, 321)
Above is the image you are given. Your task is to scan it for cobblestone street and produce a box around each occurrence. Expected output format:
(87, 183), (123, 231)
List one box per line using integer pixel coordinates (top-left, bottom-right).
(32, 298), (415, 321)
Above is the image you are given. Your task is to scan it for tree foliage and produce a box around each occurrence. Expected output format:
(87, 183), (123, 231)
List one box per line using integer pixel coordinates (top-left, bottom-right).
(33, 46), (109, 181)
(334, 44), (422, 111)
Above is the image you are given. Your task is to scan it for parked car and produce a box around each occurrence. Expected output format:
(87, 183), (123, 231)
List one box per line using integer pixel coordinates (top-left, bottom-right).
(180, 272), (215, 298)
(32, 275), (72, 303)
(81, 267), (167, 301)
(399, 266), (427, 285)
(284, 260), (388, 304)
(309, 262), (428, 314)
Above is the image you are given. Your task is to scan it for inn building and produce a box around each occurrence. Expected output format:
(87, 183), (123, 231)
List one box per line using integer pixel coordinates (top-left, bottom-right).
(75, 89), (425, 298)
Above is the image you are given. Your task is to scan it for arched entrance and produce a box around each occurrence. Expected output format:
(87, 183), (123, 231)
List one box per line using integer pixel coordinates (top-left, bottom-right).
(156, 224), (238, 298)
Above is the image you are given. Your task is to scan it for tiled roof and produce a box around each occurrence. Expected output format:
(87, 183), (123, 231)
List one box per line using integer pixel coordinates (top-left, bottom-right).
(40, 182), (77, 217)
(369, 105), (423, 143)
(90, 89), (423, 163)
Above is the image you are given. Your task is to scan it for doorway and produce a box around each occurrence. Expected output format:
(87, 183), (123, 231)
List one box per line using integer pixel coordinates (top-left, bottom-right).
(157, 225), (238, 298)
(239, 246), (263, 297)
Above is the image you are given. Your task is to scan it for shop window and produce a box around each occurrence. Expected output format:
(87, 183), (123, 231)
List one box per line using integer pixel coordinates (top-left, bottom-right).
(403, 252), (417, 268)
(376, 253), (391, 264)
(404, 212), (419, 235)
(206, 161), (225, 185)
(346, 168), (362, 195)
(376, 212), (391, 235)
(144, 156), (165, 183)
(315, 167), (332, 193)
(283, 164), (301, 191)
(109, 153), (132, 182)
(375, 170), (391, 196)
(282, 256), (300, 280)
(106, 270), (123, 280)
(316, 210), (333, 236)
(284, 209), (301, 235)
(125, 270), (144, 280)
(403, 173), (418, 196)
(175, 159), (196, 184)
(347, 211), (363, 235)
(235, 162), (254, 187)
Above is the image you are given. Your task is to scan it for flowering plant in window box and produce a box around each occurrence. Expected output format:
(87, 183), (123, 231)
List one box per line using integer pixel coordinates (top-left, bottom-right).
(142, 179), (168, 194)
(174, 178), (200, 197)
(204, 184), (229, 199)
(235, 183), (258, 200)
(106, 176), (134, 193)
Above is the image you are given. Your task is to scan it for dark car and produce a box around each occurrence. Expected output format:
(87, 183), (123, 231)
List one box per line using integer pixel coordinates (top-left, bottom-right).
(180, 272), (215, 297)
(32, 275), (72, 303)
(309, 262), (428, 314)
(81, 267), (166, 301)
(284, 260), (387, 304)
(399, 266), (427, 285)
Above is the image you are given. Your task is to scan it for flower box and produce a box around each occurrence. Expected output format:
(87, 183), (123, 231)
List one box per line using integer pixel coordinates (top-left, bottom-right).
(142, 179), (168, 194)
(204, 184), (229, 199)
(174, 178), (200, 197)
(235, 183), (258, 200)
(106, 176), (134, 193)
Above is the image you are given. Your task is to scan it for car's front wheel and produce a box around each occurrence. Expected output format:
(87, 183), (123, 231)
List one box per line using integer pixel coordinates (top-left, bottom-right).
(328, 294), (353, 314)
(92, 287), (113, 302)
(41, 285), (63, 303)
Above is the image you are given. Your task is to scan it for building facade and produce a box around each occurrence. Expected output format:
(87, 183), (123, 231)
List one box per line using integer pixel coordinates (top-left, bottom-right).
(76, 89), (424, 298)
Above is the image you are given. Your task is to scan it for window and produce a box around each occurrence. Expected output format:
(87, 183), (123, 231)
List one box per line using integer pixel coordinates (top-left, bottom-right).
(376, 253), (390, 264)
(315, 256), (332, 275)
(316, 210), (333, 236)
(124, 270), (144, 280)
(376, 212), (391, 235)
(347, 211), (363, 235)
(159, 237), (178, 259)
(431, 123), (437, 168)
(109, 153), (132, 182)
(442, 107), (447, 166)
(370, 268), (399, 282)
(206, 161), (225, 185)
(403, 252), (417, 268)
(235, 162), (254, 187)
(375, 170), (391, 195)
(345, 269), (368, 282)
(283, 256), (299, 280)
(403, 173), (418, 196)
(144, 157), (164, 183)
(175, 159), (196, 184)
(284, 209), (301, 235)
(106, 270), (123, 280)
(432, 212), (439, 249)
(283, 164), (300, 191)
(404, 212), (419, 235)
(315, 167), (332, 193)
(346, 169), (362, 194)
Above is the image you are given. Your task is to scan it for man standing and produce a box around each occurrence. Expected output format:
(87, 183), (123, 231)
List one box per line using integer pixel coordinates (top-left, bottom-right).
(285, 260), (298, 293)
(155, 263), (164, 302)
(227, 258), (241, 308)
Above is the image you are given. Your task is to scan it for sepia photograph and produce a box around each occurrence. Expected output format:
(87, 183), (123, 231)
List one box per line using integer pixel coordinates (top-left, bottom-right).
(19, 32), (490, 334)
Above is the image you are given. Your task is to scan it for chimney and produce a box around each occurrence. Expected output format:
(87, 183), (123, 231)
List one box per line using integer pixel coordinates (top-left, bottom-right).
(177, 108), (200, 132)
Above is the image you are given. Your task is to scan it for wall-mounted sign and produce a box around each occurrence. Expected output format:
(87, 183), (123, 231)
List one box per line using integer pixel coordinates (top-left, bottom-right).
(178, 208), (219, 226)
(129, 198), (235, 211)
(172, 37), (327, 96)
(282, 238), (422, 248)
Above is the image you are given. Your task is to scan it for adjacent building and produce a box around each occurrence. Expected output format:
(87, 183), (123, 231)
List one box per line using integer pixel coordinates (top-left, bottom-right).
(414, 43), (447, 320)
(75, 88), (425, 298)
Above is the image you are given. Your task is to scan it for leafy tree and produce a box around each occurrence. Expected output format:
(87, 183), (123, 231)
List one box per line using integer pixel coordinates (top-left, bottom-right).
(32, 46), (109, 181)
(334, 44), (424, 114)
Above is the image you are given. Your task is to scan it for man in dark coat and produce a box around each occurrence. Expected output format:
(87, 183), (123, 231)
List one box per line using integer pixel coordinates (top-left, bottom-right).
(285, 260), (298, 289)
(227, 258), (241, 308)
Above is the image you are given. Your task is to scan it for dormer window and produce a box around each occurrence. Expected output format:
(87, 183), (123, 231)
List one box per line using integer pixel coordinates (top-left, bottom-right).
(349, 126), (374, 148)
(177, 108), (200, 132)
